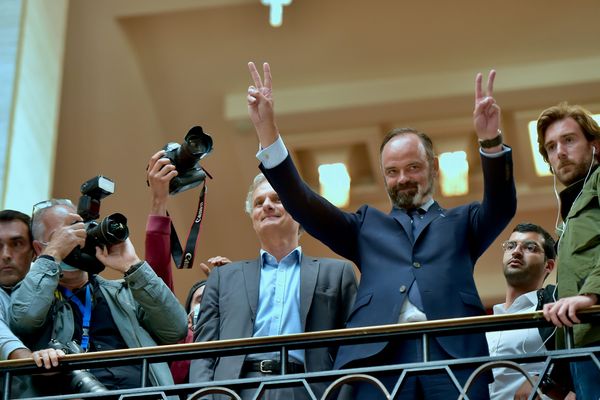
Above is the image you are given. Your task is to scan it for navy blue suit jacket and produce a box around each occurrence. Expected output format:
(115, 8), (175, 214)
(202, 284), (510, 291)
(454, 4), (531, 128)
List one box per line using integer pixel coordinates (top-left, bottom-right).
(260, 150), (516, 369)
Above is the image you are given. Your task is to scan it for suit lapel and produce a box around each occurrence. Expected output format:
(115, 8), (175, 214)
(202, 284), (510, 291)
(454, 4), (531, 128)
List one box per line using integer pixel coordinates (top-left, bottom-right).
(299, 256), (319, 330)
(414, 202), (445, 242)
(391, 207), (413, 241)
(242, 258), (261, 321)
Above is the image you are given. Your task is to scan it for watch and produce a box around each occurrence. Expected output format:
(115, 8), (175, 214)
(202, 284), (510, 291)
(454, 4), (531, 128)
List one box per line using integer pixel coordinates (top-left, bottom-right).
(478, 130), (503, 149)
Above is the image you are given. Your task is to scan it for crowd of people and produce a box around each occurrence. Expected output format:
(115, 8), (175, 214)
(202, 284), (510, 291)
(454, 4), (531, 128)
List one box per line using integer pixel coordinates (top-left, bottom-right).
(0, 64), (598, 399)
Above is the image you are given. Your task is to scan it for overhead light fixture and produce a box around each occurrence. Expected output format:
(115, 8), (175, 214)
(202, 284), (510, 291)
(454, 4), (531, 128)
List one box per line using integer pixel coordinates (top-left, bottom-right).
(438, 151), (469, 197)
(261, 0), (292, 27)
(318, 163), (351, 207)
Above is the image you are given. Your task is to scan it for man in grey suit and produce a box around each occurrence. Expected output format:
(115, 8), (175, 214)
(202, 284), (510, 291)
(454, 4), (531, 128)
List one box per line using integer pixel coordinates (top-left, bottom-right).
(189, 173), (358, 399)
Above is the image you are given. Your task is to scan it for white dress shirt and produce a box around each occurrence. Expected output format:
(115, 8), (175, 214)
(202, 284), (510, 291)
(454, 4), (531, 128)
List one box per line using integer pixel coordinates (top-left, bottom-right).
(486, 290), (551, 400)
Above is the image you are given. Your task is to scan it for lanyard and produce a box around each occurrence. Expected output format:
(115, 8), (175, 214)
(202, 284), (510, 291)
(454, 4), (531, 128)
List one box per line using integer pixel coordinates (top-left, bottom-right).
(170, 183), (208, 269)
(61, 284), (92, 351)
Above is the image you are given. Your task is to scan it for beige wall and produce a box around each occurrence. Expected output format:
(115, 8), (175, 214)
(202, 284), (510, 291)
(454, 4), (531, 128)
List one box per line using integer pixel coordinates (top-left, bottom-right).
(1, 0), (68, 212)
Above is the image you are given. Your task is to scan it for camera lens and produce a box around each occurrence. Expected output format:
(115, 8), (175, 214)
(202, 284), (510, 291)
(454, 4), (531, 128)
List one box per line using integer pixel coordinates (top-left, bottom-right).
(69, 370), (108, 393)
(86, 213), (129, 246)
(174, 126), (213, 170)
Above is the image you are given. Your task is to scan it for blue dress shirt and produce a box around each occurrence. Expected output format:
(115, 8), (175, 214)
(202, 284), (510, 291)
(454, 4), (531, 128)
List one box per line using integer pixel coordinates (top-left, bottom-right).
(247, 247), (304, 364)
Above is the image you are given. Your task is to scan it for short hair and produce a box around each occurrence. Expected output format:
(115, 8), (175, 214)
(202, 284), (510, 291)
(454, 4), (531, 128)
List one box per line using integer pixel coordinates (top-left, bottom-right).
(0, 210), (32, 243)
(243, 173), (304, 236)
(379, 127), (436, 164)
(536, 102), (600, 164)
(245, 173), (268, 215)
(31, 199), (75, 241)
(511, 222), (556, 260)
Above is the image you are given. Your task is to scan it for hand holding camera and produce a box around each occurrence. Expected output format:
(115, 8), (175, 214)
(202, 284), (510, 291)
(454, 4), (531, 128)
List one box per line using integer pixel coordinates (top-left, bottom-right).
(147, 150), (178, 216)
(62, 176), (130, 274)
(42, 214), (87, 262)
(95, 238), (141, 274)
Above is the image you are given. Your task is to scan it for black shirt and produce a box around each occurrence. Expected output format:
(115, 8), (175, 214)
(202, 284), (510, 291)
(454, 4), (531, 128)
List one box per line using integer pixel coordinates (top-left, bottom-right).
(65, 276), (142, 390)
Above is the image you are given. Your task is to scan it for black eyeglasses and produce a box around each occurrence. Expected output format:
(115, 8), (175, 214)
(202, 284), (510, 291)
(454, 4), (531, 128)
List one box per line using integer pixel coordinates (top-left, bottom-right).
(501, 240), (543, 254)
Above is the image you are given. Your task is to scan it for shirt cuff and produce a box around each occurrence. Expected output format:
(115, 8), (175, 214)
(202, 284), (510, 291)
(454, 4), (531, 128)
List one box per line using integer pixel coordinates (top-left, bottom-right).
(256, 136), (288, 169)
(479, 144), (511, 158)
(1, 341), (27, 360)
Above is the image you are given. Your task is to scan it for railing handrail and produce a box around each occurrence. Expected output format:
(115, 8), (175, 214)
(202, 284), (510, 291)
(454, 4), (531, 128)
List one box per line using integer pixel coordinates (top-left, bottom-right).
(3, 305), (599, 371)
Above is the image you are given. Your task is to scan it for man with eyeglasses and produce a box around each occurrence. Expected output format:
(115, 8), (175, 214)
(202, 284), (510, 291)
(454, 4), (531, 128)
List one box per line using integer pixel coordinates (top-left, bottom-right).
(9, 199), (188, 395)
(487, 223), (574, 400)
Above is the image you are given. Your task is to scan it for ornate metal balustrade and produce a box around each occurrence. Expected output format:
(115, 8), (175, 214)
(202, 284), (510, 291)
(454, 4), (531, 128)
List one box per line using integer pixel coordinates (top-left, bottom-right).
(2, 306), (599, 400)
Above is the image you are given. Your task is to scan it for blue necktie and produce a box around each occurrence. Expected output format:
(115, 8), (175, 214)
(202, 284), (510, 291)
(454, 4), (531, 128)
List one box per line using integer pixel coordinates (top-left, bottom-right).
(407, 208), (425, 311)
(408, 208), (425, 240)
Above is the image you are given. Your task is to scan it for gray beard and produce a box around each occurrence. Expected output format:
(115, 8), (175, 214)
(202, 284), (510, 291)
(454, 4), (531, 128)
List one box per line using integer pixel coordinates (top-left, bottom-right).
(388, 177), (435, 209)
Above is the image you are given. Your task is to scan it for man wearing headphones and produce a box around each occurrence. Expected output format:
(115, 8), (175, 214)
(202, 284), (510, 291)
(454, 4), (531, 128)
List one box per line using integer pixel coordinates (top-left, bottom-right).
(537, 102), (600, 399)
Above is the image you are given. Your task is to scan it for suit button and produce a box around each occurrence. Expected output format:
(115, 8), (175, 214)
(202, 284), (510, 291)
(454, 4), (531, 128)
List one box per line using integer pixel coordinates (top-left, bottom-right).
(413, 262), (421, 268)
(399, 285), (407, 293)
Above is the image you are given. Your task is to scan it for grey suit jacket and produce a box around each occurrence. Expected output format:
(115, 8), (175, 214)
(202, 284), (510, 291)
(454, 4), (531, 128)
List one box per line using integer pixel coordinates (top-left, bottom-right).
(189, 254), (357, 383)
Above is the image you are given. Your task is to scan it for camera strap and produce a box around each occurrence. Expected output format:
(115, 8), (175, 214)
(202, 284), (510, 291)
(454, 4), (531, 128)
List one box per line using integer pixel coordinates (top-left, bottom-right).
(170, 184), (207, 269)
(60, 284), (92, 352)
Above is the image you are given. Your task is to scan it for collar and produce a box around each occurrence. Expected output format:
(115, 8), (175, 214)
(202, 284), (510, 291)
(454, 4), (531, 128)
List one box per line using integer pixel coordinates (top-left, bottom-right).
(0, 285), (13, 295)
(493, 290), (538, 314)
(420, 198), (435, 212)
(559, 164), (600, 220)
(260, 246), (302, 268)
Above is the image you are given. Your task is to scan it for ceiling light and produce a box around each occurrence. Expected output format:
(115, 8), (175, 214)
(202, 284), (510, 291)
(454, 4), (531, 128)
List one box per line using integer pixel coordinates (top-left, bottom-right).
(439, 151), (468, 197)
(261, 0), (292, 27)
(318, 163), (350, 207)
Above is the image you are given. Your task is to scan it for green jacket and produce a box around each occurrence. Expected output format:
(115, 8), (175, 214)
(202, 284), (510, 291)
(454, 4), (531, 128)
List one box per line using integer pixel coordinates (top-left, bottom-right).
(556, 165), (600, 348)
(9, 258), (188, 389)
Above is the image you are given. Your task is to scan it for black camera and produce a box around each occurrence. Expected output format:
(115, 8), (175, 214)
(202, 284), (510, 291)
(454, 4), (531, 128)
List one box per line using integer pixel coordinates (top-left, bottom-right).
(163, 126), (213, 194)
(62, 176), (129, 274)
(48, 339), (108, 393)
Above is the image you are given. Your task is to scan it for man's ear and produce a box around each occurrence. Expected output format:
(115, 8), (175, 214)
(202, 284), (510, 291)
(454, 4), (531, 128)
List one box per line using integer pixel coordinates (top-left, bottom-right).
(32, 240), (44, 257)
(432, 157), (440, 177)
(545, 258), (556, 275)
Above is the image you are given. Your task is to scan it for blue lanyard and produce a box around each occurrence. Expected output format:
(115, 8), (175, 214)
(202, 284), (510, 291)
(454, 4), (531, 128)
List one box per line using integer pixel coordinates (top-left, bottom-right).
(60, 284), (92, 351)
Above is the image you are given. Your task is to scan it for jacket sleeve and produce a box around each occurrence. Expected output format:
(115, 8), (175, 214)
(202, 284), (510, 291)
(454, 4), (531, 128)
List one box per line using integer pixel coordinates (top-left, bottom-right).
(125, 262), (187, 344)
(577, 173), (600, 296)
(260, 156), (363, 264)
(469, 148), (517, 259)
(189, 267), (220, 383)
(144, 215), (174, 292)
(9, 258), (60, 336)
(0, 295), (27, 360)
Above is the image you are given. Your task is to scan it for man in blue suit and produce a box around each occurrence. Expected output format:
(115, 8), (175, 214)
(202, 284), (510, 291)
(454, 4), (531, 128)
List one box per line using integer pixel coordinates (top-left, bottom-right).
(246, 63), (516, 399)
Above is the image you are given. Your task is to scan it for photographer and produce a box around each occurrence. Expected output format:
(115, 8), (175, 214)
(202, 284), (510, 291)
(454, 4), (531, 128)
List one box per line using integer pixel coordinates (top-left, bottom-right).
(9, 199), (188, 394)
(145, 150), (227, 384)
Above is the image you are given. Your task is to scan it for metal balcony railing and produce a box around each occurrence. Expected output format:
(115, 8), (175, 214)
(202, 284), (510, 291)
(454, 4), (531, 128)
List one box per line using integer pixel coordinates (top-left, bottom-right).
(2, 306), (599, 400)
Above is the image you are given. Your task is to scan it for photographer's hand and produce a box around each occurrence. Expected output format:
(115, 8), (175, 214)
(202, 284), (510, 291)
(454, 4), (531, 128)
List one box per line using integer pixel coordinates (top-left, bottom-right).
(32, 348), (66, 369)
(147, 150), (178, 216)
(96, 238), (141, 274)
(40, 214), (86, 262)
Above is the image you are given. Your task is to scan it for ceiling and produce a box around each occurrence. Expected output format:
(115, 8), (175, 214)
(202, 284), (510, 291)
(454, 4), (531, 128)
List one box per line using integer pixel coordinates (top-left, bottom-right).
(53, 0), (600, 304)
